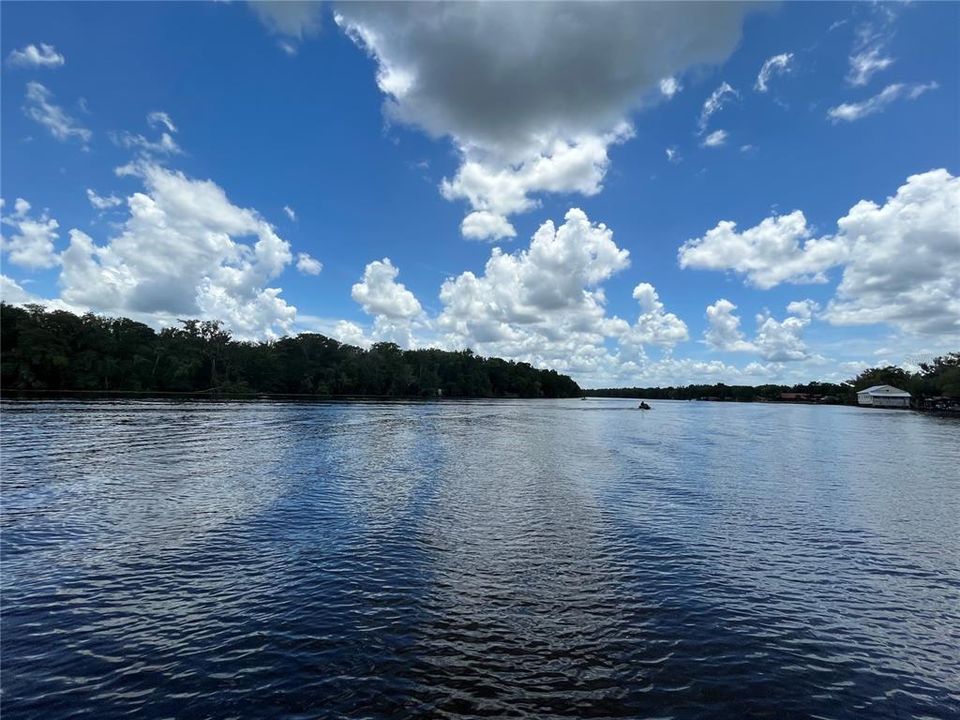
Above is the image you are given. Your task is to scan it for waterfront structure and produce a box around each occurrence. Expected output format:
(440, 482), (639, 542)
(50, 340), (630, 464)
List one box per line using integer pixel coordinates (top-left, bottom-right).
(857, 385), (912, 408)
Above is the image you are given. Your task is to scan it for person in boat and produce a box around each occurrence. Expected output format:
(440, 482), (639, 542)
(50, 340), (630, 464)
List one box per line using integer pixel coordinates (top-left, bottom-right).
(638, 401), (651, 410)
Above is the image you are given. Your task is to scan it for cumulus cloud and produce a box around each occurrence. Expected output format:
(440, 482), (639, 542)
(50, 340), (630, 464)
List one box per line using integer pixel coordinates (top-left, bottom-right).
(334, 3), (755, 238)
(439, 124), (633, 240)
(825, 169), (960, 335)
(59, 162), (297, 339)
(295, 252), (323, 275)
(351, 258), (423, 320)
(755, 53), (793, 93)
(753, 310), (812, 362)
(827, 82), (938, 123)
(437, 208), (634, 376)
(621, 283), (688, 350)
(7, 43), (65, 69)
(1, 198), (61, 269)
(683, 169), (959, 336)
(679, 210), (848, 289)
(699, 81), (738, 133)
(23, 82), (91, 145)
(704, 297), (816, 362)
(704, 299), (756, 352)
(701, 129), (728, 148)
(331, 319), (369, 348)
(786, 299), (820, 320)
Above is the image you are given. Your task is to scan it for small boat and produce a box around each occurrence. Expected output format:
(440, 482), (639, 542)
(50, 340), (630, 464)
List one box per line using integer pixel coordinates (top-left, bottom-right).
(638, 401), (652, 410)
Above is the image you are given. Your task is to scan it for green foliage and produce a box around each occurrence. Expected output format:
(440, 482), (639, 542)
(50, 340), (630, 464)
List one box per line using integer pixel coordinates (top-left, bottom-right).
(589, 355), (960, 403)
(0, 304), (581, 399)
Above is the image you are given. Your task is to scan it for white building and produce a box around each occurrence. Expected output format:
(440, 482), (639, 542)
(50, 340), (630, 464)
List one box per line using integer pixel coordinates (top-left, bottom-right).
(857, 385), (912, 408)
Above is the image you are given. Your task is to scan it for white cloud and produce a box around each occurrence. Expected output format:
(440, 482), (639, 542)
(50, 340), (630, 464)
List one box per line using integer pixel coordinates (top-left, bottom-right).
(295, 252), (322, 275)
(786, 299), (820, 320)
(283, 205), (297, 221)
(754, 310), (812, 362)
(7, 43), (64, 69)
(704, 299), (756, 352)
(682, 169), (960, 337)
(439, 124), (633, 240)
(679, 210), (848, 289)
(699, 82), (738, 133)
(59, 162), (297, 339)
(437, 208), (633, 376)
(1, 198), (61, 269)
(114, 130), (182, 156)
(331, 320), (369, 348)
(755, 53), (793, 93)
(659, 76), (682, 98)
(701, 129), (728, 148)
(621, 283), (688, 349)
(825, 169), (960, 335)
(827, 82), (938, 123)
(351, 258), (423, 320)
(334, 4), (755, 238)
(0, 275), (35, 304)
(23, 82), (91, 145)
(147, 111), (177, 134)
(86, 189), (122, 210)
(665, 146), (680, 163)
(704, 298), (815, 362)
(847, 47), (894, 87)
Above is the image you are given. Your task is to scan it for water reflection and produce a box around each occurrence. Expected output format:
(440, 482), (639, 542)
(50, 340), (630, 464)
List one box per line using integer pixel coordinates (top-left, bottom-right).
(1, 399), (958, 719)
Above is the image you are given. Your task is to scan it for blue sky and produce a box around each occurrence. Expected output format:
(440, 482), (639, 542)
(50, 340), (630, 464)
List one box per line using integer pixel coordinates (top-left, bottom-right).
(2, 1), (958, 386)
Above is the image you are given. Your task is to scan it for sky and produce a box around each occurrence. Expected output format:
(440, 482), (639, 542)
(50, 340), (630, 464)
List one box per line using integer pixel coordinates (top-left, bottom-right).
(1, 1), (958, 388)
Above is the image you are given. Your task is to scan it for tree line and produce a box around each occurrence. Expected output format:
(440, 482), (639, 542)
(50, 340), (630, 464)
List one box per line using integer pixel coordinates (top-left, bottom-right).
(0, 304), (581, 398)
(587, 354), (960, 403)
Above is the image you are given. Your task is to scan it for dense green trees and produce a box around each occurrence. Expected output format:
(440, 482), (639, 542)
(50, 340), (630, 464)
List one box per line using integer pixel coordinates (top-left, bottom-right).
(0, 304), (581, 398)
(588, 354), (960, 403)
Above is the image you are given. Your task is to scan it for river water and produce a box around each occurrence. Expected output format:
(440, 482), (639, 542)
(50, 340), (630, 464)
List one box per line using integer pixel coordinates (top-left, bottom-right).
(1, 398), (958, 719)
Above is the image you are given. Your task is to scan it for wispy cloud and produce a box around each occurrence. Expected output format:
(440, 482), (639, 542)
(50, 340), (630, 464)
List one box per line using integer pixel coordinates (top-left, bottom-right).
(828, 82), (938, 123)
(23, 82), (91, 145)
(755, 53), (793, 93)
(699, 82), (738, 133)
(701, 129), (728, 148)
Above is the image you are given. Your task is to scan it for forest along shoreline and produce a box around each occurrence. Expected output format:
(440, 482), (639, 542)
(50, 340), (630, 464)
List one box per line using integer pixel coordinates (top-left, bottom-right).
(2, 304), (958, 412)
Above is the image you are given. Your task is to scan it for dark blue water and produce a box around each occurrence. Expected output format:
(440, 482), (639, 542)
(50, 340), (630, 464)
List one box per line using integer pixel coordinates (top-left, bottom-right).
(2, 398), (958, 719)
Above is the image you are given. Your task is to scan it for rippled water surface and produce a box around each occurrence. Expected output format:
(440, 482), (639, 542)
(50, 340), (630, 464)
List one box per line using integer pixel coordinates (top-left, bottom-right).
(2, 398), (959, 719)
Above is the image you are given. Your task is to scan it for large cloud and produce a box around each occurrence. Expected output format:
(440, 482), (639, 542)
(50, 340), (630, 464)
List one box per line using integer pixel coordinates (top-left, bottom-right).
(436, 208), (640, 378)
(335, 2), (754, 239)
(58, 162), (297, 339)
(679, 211), (848, 289)
(825, 169), (960, 335)
(682, 169), (960, 336)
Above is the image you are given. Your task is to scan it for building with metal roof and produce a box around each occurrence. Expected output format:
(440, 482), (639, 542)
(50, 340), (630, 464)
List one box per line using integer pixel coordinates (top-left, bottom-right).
(856, 385), (912, 408)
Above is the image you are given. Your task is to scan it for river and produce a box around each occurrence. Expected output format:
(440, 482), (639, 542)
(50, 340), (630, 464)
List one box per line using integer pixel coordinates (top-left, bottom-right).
(1, 398), (958, 719)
